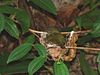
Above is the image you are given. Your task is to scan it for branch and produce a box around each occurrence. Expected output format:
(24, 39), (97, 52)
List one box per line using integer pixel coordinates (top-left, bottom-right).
(65, 46), (100, 51)
(29, 29), (47, 34)
(61, 30), (91, 34)
(29, 29), (100, 51)
(29, 29), (91, 34)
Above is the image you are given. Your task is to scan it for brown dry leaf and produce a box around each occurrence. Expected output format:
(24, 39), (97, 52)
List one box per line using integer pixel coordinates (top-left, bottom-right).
(31, 1), (81, 30)
(64, 32), (78, 61)
(57, 4), (80, 28)
(31, 12), (56, 31)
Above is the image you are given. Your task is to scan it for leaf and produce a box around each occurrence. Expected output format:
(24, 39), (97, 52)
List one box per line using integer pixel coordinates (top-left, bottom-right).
(7, 43), (32, 64)
(0, 52), (34, 65)
(98, 63), (100, 73)
(30, 0), (56, 15)
(24, 35), (35, 44)
(76, 17), (82, 28)
(0, 60), (30, 74)
(80, 51), (98, 75)
(1, 0), (13, 4)
(0, 5), (16, 14)
(84, 0), (93, 6)
(54, 61), (69, 75)
(16, 9), (30, 33)
(76, 8), (100, 29)
(97, 52), (100, 63)
(91, 22), (100, 37)
(0, 52), (10, 65)
(5, 17), (19, 39)
(0, 5), (30, 33)
(34, 43), (47, 56)
(28, 56), (46, 75)
(97, 52), (100, 73)
(0, 14), (5, 33)
(77, 34), (93, 45)
(21, 53), (34, 61)
(0, 52), (34, 74)
(83, 0), (98, 9)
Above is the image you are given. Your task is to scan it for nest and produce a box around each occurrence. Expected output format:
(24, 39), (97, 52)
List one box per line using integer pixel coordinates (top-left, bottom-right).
(29, 29), (78, 61)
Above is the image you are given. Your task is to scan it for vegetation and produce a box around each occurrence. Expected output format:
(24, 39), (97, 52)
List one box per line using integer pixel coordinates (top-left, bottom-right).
(0, 0), (100, 75)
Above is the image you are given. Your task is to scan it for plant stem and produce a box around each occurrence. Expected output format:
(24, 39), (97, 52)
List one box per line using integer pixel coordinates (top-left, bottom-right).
(29, 29), (91, 34)
(61, 30), (91, 34)
(29, 29), (47, 34)
(29, 29), (100, 51)
(65, 46), (100, 51)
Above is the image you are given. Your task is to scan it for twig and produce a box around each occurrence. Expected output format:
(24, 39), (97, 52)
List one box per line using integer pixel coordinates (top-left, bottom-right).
(29, 29), (47, 34)
(29, 29), (91, 35)
(29, 29), (100, 51)
(61, 30), (91, 34)
(44, 66), (53, 74)
(65, 46), (100, 51)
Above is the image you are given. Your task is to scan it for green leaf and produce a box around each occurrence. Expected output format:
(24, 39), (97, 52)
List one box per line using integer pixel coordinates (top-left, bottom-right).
(7, 43), (32, 64)
(83, 0), (97, 9)
(84, 0), (93, 6)
(80, 51), (98, 75)
(54, 61), (69, 75)
(28, 56), (46, 75)
(0, 52), (10, 65)
(0, 5), (16, 14)
(76, 17), (82, 28)
(77, 34), (93, 45)
(97, 52), (100, 73)
(1, 0), (13, 3)
(76, 8), (100, 29)
(34, 43), (47, 56)
(0, 60), (30, 74)
(21, 53), (34, 61)
(91, 22), (100, 37)
(98, 63), (100, 73)
(24, 35), (35, 44)
(0, 5), (30, 33)
(0, 52), (34, 65)
(5, 17), (19, 39)
(0, 52), (33, 74)
(0, 14), (5, 33)
(16, 9), (30, 33)
(97, 52), (100, 63)
(30, 0), (56, 15)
